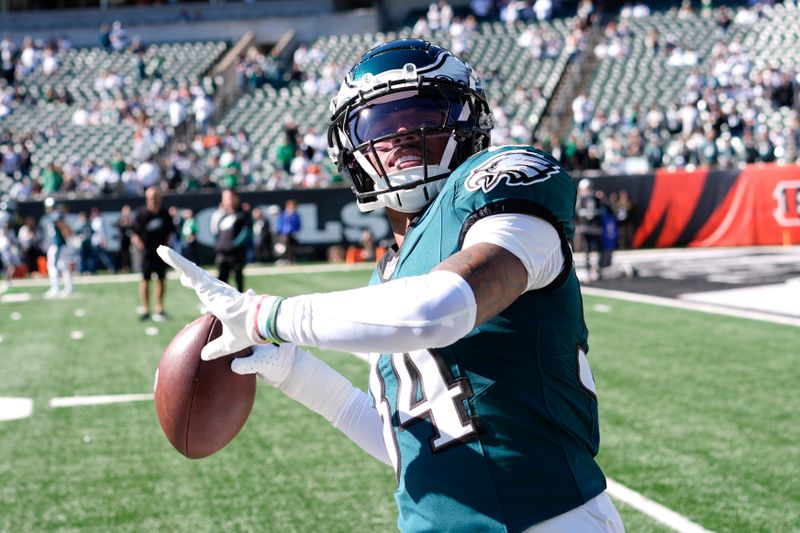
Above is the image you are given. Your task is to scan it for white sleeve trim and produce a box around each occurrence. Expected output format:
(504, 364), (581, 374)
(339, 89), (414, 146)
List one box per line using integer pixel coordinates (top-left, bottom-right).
(273, 270), (477, 353)
(461, 213), (565, 292)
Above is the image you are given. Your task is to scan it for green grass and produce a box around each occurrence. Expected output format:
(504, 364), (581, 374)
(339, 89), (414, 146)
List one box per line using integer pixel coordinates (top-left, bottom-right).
(0, 270), (797, 532)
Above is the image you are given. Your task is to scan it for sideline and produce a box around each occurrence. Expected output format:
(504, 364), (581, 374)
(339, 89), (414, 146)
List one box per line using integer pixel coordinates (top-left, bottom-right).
(5, 262), (375, 289)
(48, 393), (154, 408)
(606, 478), (715, 533)
(581, 286), (800, 327)
(0, 397), (34, 421)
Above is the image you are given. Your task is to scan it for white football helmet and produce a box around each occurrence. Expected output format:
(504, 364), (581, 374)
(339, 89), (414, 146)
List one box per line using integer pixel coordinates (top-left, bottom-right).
(327, 39), (493, 213)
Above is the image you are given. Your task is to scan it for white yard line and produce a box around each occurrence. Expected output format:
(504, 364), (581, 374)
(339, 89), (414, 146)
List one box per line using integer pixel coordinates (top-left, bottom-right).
(582, 286), (800, 327)
(0, 397), (34, 421)
(7, 262), (375, 288)
(48, 393), (153, 408)
(607, 478), (715, 533)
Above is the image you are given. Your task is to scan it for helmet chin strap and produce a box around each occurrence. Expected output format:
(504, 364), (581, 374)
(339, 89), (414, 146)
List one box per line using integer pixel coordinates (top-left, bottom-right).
(379, 166), (449, 213)
(353, 132), (459, 212)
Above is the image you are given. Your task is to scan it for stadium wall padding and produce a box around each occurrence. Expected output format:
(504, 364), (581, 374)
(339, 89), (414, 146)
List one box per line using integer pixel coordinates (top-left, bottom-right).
(15, 187), (389, 262)
(635, 164), (800, 247)
(13, 163), (800, 262)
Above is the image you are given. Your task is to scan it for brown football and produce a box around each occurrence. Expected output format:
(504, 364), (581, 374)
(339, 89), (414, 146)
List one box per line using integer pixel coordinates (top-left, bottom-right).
(154, 314), (256, 459)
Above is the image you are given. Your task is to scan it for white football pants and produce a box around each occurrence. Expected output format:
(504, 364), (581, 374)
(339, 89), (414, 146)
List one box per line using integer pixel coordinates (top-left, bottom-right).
(523, 492), (624, 532)
(47, 244), (73, 293)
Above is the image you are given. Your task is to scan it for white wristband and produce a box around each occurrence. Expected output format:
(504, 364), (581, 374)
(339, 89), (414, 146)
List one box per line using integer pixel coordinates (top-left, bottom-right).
(270, 270), (477, 353)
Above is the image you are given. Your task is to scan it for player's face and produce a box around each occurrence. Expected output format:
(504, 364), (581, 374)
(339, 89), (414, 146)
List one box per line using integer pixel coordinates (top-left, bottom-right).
(146, 189), (161, 211)
(221, 190), (238, 212)
(370, 109), (450, 173)
(347, 94), (461, 174)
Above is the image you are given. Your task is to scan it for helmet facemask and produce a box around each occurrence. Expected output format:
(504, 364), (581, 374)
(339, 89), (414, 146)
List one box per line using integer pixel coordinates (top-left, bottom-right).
(328, 41), (492, 213)
(342, 87), (471, 212)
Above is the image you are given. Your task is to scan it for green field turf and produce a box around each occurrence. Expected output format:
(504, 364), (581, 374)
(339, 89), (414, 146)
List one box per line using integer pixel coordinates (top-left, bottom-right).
(0, 269), (797, 532)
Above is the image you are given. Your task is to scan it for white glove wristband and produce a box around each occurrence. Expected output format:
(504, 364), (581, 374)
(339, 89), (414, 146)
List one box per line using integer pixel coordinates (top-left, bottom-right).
(250, 294), (286, 344)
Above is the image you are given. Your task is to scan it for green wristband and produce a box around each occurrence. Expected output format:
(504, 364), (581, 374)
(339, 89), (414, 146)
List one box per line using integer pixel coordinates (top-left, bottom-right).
(267, 297), (286, 344)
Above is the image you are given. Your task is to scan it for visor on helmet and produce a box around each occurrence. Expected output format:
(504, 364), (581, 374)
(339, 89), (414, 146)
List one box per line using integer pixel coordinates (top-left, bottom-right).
(345, 92), (465, 145)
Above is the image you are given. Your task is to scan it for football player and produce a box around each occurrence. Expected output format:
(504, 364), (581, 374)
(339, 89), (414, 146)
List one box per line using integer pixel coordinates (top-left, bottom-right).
(160, 39), (624, 532)
(43, 198), (74, 298)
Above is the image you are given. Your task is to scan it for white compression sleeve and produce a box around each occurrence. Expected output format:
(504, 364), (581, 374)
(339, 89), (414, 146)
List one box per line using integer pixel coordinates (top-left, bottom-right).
(266, 344), (390, 465)
(272, 270), (477, 353)
(461, 213), (565, 292)
(332, 388), (392, 466)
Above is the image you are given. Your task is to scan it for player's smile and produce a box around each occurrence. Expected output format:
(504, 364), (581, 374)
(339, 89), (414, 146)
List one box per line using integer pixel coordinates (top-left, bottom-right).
(386, 147), (424, 170)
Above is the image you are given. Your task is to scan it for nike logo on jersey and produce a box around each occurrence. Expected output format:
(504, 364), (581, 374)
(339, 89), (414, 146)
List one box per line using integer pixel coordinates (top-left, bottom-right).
(464, 149), (561, 193)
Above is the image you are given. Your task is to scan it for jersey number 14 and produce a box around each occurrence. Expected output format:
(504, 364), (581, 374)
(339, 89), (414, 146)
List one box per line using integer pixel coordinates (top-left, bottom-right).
(369, 349), (479, 475)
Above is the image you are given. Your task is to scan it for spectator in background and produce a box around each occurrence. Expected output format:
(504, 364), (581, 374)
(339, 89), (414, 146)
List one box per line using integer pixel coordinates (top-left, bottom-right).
(76, 210), (94, 274)
(470, 0), (493, 19)
(19, 37), (40, 75)
(572, 93), (593, 131)
(275, 198), (301, 264)
(275, 133), (296, 174)
(290, 148), (310, 187)
(117, 204), (135, 273)
(192, 90), (214, 131)
(109, 21), (129, 52)
(756, 128), (776, 162)
(98, 23), (111, 50)
(0, 219), (21, 284)
(437, 1), (454, 30)
(427, 2), (442, 30)
(359, 228), (376, 262)
(168, 90), (187, 127)
(180, 208), (198, 263)
(132, 187), (174, 321)
(136, 158), (161, 191)
(574, 179), (603, 280)
(612, 190), (636, 249)
(251, 206), (273, 264)
(121, 164), (140, 196)
(534, 0), (553, 21)
(597, 190), (617, 271)
(17, 216), (44, 277)
(41, 48), (58, 77)
(41, 163), (63, 195)
(210, 189), (251, 292)
(90, 208), (116, 273)
(412, 16), (431, 38)
(167, 206), (183, 253)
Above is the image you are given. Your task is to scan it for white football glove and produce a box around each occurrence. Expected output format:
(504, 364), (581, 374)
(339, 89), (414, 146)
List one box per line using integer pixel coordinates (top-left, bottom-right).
(157, 245), (280, 360)
(230, 342), (296, 387)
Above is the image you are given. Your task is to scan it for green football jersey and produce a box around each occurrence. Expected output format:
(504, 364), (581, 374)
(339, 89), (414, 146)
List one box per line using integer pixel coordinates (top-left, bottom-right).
(367, 145), (606, 533)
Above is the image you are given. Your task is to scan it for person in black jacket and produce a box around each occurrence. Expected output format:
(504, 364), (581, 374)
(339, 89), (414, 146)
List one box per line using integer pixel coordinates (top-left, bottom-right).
(132, 187), (174, 321)
(210, 188), (251, 292)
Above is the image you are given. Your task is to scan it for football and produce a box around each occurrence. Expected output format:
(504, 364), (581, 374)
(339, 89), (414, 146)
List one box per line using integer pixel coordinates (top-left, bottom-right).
(154, 314), (256, 459)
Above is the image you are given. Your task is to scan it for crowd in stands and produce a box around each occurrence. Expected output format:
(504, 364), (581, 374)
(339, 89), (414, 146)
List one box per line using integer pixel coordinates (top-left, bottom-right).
(3, 1), (800, 205)
(0, 21), (226, 201)
(549, 1), (800, 173)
